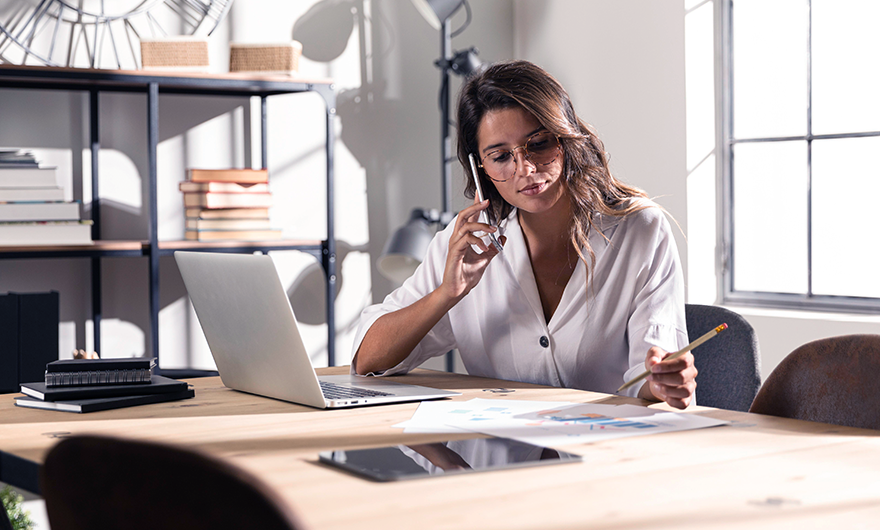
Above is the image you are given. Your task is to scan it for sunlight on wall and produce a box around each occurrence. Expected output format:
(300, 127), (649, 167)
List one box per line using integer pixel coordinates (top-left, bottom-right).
(58, 322), (76, 360)
(161, 296), (215, 370)
(86, 149), (143, 209)
(686, 155), (716, 304)
(86, 319), (146, 358)
(29, 148), (76, 201)
(685, 0), (717, 304)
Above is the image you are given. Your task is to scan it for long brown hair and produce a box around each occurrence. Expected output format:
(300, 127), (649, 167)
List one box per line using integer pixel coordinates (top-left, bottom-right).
(456, 60), (650, 286)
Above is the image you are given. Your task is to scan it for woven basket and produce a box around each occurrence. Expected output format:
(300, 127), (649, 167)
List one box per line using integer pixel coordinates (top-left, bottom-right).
(229, 42), (302, 74)
(140, 38), (209, 70)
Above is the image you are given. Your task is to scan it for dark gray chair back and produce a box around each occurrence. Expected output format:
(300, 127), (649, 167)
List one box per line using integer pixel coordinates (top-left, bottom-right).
(1, 502), (14, 530)
(686, 304), (761, 411)
(40, 435), (305, 530)
(749, 334), (880, 430)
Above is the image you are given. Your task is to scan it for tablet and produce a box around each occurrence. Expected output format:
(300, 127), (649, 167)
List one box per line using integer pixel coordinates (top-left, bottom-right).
(318, 437), (583, 482)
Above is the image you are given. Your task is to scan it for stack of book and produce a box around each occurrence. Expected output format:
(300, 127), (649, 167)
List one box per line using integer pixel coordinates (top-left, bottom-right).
(0, 149), (93, 246)
(181, 168), (282, 242)
(14, 357), (195, 413)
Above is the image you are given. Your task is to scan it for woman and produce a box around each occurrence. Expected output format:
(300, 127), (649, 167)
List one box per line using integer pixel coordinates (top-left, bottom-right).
(353, 60), (695, 409)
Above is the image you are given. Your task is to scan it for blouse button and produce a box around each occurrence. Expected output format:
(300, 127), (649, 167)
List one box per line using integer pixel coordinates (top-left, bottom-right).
(539, 335), (550, 348)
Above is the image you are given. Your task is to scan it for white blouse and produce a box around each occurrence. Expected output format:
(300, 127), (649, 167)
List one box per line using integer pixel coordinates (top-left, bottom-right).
(351, 204), (688, 398)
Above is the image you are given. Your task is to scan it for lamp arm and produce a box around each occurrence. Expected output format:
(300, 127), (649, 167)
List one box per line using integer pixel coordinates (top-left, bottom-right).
(449, 0), (472, 38)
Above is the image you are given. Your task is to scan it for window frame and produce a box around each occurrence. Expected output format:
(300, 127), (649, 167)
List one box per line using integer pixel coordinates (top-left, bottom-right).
(720, 0), (880, 314)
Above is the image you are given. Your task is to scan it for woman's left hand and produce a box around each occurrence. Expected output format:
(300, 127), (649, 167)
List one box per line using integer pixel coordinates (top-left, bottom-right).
(639, 347), (697, 409)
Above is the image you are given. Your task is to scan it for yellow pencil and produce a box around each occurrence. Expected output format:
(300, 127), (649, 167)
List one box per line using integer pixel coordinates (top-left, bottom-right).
(617, 323), (728, 393)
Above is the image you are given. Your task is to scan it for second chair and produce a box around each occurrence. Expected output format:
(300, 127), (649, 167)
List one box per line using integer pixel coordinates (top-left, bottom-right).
(749, 334), (880, 430)
(685, 304), (762, 412)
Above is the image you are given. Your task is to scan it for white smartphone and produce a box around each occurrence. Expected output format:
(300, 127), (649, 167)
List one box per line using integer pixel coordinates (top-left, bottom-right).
(468, 153), (503, 253)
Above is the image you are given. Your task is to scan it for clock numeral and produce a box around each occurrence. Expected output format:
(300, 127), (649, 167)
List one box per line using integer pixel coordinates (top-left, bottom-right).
(0, 0), (63, 65)
(123, 19), (143, 68)
(164, 0), (202, 31)
(146, 12), (169, 38)
(164, 0), (232, 34)
(47, 2), (63, 63)
(0, 3), (29, 57)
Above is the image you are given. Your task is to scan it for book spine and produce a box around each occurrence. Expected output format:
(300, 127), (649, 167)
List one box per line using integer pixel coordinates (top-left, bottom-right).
(0, 221), (93, 245)
(17, 291), (59, 384)
(0, 293), (20, 393)
(45, 367), (155, 387)
(187, 168), (269, 183)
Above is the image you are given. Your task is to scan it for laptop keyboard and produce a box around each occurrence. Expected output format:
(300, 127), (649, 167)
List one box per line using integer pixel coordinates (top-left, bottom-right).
(319, 381), (393, 400)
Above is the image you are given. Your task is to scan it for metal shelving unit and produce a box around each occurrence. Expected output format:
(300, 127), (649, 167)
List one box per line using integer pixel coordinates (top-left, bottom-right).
(0, 65), (338, 373)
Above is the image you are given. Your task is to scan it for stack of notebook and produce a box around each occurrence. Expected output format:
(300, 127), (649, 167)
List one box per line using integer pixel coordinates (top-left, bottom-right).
(0, 149), (93, 245)
(14, 357), (195, 413)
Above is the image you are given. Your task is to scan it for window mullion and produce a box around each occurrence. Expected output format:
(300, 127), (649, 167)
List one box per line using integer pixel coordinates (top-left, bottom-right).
(806, 0), (813, 298)
(721, 0), (735, 301)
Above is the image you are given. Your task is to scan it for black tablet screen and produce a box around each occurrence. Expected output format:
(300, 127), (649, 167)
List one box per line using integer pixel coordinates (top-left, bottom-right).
(318, 437), (582, 481)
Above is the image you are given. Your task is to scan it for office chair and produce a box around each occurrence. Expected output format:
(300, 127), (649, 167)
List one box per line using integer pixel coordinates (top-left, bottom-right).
(685, 304), (761, 411)
(749, 334), (880, 430)
(40, 435), (306, 530)
(1, 504), (13, 530)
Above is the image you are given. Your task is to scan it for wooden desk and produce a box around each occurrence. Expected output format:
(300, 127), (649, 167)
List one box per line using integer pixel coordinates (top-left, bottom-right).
(2, 367), (880, 529)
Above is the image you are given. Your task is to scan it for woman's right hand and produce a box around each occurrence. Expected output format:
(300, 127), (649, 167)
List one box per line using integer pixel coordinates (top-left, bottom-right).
(438, 199), (504, 303)
(355, 199), (503, 375)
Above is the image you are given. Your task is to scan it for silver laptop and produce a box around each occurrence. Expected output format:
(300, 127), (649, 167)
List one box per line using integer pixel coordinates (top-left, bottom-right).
(174, 251), (460, 409)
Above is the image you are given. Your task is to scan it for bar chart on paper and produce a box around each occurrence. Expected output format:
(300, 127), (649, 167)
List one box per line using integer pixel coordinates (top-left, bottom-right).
(395, 399), (727, 447)
(534, 410), (660, 430)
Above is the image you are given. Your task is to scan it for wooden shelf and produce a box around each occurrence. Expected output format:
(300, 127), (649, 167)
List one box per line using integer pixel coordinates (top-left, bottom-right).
(155, 239), (324, 256)
(0, 240), (144, 258)
(0, 64), (334, 96)
(0, 239), (327, 258)
(0, 64), (333, 84)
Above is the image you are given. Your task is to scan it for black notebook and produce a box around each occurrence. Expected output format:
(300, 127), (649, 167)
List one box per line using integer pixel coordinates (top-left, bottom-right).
(46, 357), (156, 372)
(14, 388), (195, 413)
(20, 375), (187, 402)
(45, 357), (157, 387)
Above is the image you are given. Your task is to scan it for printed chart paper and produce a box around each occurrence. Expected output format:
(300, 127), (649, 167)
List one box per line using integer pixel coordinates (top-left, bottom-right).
(397, 399), (728, 447)
(394, 398), (575, 434)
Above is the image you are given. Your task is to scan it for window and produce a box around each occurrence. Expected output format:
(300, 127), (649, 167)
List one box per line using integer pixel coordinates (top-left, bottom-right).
(722, 0), (880, 312)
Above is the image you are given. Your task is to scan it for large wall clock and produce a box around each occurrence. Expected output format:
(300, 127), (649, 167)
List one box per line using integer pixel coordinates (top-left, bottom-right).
(0, 0), (233, 70)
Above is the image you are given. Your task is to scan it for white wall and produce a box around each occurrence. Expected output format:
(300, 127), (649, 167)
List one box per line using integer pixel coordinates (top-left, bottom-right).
(513, 0), (689, 284)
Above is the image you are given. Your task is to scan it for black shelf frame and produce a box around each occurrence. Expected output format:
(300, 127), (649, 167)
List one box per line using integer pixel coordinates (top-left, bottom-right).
(0, 66), (338, 369)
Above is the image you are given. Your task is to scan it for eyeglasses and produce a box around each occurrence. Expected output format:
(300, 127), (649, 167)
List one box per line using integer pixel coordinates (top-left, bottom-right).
(478, 131), (561, 183)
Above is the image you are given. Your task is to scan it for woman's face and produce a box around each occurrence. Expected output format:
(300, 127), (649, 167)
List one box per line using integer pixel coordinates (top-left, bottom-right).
(476, 106), (567, 217)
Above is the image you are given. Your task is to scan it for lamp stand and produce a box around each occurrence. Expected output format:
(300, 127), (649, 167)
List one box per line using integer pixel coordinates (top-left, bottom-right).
(439, 19), (455, 372)
(440, 19), (453, 215)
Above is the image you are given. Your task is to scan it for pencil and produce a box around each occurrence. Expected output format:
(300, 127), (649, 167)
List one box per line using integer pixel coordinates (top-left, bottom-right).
(617, 323), (728, 393)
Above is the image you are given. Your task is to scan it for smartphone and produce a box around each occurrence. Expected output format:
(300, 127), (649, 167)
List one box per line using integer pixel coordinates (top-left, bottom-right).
(468, 153), (504, 253)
